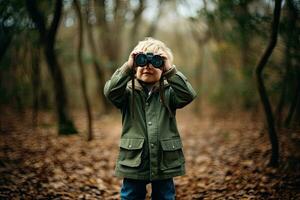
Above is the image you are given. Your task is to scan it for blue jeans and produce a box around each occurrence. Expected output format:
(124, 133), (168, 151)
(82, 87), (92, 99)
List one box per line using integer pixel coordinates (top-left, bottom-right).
(120, 178), (175, 200)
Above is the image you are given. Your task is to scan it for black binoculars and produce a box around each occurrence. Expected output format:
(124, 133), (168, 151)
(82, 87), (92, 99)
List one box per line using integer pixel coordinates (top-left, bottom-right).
(134, 53), (164, 68)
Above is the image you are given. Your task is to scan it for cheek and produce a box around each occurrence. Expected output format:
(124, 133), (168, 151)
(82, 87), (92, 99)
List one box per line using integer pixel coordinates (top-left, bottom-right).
(155, 70), (163, 78)
(136, 68), (143, 77)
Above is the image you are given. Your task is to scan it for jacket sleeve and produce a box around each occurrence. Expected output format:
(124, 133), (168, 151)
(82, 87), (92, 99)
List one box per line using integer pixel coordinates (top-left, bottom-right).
(104, 62), (132, 108)
(163, 66), (197, 109)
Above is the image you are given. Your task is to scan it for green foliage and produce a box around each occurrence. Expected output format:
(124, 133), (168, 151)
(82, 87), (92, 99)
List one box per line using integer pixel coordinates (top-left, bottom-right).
(0, 0), (32, 34)
(0, 31), (38, 107)
(194, 0), (292, 111)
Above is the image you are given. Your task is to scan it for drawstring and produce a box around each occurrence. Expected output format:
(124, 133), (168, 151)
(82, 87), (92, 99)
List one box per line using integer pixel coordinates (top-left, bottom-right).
(131, 63), (136, 119)
(159, 78), (173, 118)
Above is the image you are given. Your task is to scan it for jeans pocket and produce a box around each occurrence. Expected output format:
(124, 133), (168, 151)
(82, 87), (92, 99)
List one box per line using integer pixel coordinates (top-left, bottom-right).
(118, 138), (144, 167)
(160, 138), (185, 170)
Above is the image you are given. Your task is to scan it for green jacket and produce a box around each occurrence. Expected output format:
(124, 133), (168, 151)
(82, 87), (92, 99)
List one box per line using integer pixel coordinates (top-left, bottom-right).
(104, 62), (197, 181)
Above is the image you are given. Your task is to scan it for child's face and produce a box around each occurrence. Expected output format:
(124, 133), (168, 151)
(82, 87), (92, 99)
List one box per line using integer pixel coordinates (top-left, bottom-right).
(136, 64), (162, 84)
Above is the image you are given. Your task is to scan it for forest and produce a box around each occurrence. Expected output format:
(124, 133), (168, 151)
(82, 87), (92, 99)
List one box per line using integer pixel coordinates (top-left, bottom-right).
(0, 0), (299, 199)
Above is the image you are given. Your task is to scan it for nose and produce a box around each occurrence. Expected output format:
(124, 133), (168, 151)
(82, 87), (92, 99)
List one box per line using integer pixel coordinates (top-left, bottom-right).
(145, 64), (153, 69)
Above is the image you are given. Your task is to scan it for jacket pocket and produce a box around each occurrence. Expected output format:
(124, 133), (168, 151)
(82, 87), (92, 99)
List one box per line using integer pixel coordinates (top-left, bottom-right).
(160, 138), (185, 170)
(118, 138), (144, 167)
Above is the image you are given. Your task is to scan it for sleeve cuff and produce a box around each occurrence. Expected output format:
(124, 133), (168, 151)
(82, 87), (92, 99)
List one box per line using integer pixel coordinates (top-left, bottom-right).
(163, 65), (177, 79)
(119, 62), (132, 75)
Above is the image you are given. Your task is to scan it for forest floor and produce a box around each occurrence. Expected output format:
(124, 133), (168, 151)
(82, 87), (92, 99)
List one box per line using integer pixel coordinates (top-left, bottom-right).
(0, 108), (300, 200)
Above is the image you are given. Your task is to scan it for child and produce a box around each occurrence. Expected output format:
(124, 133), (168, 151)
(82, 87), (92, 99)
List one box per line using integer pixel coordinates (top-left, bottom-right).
(104, 37), (196, 200)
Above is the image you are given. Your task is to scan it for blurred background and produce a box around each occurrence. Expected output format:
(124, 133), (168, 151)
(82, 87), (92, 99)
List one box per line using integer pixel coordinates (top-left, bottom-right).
(0, 0), (299, 133)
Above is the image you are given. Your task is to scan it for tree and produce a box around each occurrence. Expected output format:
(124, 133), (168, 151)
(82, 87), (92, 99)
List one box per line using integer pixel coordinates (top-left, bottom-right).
(94, 0), (128, 71)
(26, 0), (77, 134)
(85, 1), (111, 114)
(73, 0), (93, 141)
(280, 0), (300, 128)
(194, 1), (256, 110)
(255, 0), (282, 167)
(189, 8), (211, 114)
(31, 45), (41, 127)
(128, 0), (146, 51)
(276, 0), (299, 128)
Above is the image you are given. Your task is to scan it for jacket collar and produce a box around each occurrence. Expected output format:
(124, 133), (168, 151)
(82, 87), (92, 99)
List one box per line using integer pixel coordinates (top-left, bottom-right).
(127, 78), (169, 92)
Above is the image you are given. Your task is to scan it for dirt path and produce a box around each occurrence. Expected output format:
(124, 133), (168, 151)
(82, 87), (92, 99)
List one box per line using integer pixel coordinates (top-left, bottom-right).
(0, 109), (299, 199)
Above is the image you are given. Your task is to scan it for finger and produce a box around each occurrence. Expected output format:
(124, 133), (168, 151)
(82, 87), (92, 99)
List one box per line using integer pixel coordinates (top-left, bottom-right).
(159, 54), (168, 60)
(132, 50), (143, 56)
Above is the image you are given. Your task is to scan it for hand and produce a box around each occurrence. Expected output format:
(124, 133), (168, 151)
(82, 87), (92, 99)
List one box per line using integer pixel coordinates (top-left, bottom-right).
(127, 50), (141, 69)
(160, 53), (172, 72)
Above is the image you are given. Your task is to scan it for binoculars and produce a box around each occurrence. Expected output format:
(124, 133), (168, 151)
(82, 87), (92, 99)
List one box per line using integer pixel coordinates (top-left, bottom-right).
(134, 53), (164, 68)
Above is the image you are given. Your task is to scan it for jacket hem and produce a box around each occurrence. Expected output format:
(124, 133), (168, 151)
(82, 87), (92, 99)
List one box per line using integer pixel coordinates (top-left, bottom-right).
(114, 169), (185, 181)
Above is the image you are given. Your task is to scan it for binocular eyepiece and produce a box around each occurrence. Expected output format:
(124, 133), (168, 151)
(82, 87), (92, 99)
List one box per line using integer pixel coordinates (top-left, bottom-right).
(134, 53), (164, 68)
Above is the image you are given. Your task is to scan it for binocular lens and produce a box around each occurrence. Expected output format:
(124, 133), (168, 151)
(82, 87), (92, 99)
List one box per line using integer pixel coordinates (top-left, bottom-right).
(135, 54), (148, 66)
(134, 53), (164, 68)
(151, 55), (164, 68)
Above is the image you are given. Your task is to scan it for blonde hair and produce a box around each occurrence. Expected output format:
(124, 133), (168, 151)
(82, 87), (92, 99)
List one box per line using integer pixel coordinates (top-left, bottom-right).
(133, 37), (174, 63)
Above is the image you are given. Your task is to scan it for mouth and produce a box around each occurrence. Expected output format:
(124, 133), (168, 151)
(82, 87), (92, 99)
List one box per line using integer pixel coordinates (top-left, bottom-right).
(142, 72), (153, 75)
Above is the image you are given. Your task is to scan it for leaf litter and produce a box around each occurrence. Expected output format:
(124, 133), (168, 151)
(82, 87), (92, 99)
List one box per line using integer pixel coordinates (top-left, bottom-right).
(0, 109), (299, 199)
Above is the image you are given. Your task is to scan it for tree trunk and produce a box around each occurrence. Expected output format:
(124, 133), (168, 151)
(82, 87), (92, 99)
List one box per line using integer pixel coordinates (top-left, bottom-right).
(73, 0), (93, 141)
(31, 46), (41, 127)
(0, 26), (12, 62)
(255, 0), (282, 167)
(11, 47), (24, 113)
(189, 22), (210, 114)
(291, 68), (300, 127)
(146, 0), (164, 37)
(129, 0), (145, 51)
(94, 0), (109, 56)
(26, 0), (78, 134)
(85, 2), (111, 114)
(283, 0), (299, 128)
(284, 65), (299, 127)
(111, 0), (127, 66)
(288, 0), (300, 127)
(275, 67), (288, 128)
(193, 50), (204, 114)
(95, 0), (125, 73)
(276, 0), (298, 128)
